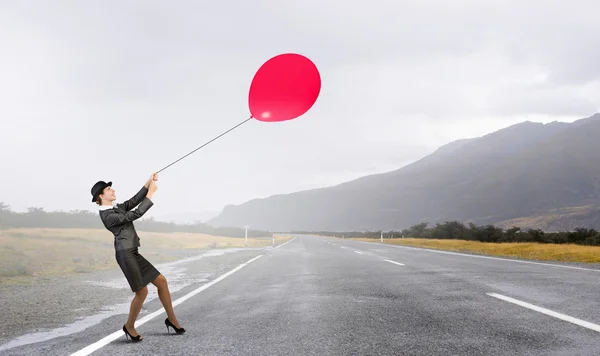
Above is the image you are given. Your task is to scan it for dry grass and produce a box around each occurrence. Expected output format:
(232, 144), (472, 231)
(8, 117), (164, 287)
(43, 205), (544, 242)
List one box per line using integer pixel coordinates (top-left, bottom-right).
(0, 228), (290, 284)
(352, 237), (600, 264)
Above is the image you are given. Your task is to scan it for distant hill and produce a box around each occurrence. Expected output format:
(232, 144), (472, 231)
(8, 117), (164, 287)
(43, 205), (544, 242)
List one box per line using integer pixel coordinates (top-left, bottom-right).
(208, 113), (600, 232)
(494, 205), (600, 232)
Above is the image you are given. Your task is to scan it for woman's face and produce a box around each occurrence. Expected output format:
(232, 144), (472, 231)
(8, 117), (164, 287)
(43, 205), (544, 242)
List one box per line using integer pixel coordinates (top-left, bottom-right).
(100, 186), (116, 202)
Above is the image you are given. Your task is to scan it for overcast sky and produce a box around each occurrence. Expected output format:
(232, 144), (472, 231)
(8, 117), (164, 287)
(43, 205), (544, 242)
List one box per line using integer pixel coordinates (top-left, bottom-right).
(1, 1), (599, 223)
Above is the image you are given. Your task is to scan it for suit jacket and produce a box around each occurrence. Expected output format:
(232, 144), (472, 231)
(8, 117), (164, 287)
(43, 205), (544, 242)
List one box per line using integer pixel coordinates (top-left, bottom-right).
(99, 186), (153, 251)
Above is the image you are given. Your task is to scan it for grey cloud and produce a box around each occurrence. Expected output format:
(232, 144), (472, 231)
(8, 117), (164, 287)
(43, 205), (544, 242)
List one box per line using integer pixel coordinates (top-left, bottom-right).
(487, 82), (600, 117)
(1, 1), (599, 220)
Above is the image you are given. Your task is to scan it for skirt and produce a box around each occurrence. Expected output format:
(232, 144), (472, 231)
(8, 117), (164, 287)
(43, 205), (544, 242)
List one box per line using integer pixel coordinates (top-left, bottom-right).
(115, 248), (161, 292)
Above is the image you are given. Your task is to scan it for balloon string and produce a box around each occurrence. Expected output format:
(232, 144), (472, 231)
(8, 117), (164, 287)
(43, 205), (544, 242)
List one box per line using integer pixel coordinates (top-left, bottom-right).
(156, 116), (253, 174)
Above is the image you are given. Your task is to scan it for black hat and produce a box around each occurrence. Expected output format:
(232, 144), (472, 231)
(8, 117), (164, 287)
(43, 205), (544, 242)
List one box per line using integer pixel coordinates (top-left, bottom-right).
(91, 181), (112, 202)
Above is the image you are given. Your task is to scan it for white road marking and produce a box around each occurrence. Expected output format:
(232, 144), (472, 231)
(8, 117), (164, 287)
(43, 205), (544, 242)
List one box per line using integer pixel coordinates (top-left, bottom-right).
(354, 240), (600, 272)
(274, 236), (297, 249)
(487, 293), (600, 333)
(384, 259), (405, 266)
(354, 250), (363, 255)
(69, 255), (264, 356)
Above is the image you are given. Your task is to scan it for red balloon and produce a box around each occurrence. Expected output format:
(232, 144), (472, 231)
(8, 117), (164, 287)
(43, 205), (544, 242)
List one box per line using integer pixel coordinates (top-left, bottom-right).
(249, 53), (321, 122)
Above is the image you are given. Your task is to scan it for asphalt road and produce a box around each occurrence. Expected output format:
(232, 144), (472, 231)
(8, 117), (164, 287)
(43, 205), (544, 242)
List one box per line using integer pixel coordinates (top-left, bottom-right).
(2, 235), (600, 355)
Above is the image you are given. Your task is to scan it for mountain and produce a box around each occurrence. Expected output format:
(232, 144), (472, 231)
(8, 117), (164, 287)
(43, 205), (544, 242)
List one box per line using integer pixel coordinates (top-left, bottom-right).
(208, 113), (600, 232)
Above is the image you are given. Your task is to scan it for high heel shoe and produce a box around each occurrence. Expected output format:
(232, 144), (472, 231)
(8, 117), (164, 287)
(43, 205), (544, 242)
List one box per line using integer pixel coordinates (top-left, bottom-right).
(165, 318), (186, 334)
(122, 325), (143, 342)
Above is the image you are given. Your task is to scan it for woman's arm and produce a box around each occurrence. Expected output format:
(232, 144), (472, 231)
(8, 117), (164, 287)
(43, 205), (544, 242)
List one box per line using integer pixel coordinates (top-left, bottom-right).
(117, 186), (148, 211)
(117, 173), (157, 211)
(105, 197), (154, 228)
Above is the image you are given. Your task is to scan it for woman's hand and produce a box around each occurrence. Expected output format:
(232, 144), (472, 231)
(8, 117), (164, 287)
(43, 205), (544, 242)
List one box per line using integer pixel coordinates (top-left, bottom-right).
(145, 172), (158, 188)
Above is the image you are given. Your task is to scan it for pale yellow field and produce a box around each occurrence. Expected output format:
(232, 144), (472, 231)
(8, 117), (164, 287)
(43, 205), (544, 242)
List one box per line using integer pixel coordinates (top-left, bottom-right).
(351, 237), (600, 263)
(0, 228), (290, 283)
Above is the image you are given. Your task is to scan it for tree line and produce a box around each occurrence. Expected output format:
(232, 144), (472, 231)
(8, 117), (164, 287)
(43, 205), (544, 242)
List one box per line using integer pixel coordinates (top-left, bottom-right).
(0, 203), (271, 238)
(291, 221), (600, 246)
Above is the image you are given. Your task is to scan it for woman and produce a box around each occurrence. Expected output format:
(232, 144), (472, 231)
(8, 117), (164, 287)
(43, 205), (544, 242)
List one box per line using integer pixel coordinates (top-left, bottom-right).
(90, 173), (186, 342)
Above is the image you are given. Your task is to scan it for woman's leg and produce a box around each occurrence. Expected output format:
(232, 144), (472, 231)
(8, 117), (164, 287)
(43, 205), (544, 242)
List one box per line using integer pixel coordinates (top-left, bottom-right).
(151, 274), (182, 328)
(125, 286), (148, 336)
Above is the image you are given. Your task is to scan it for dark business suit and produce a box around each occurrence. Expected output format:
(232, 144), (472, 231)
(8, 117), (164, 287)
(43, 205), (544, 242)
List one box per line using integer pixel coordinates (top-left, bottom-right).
(99, 186), (161, 292)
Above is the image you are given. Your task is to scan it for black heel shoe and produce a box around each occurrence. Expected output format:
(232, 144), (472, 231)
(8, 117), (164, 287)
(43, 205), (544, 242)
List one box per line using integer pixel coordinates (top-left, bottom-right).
(165, 318), (186, 334)
(123, 325), (143, 342)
